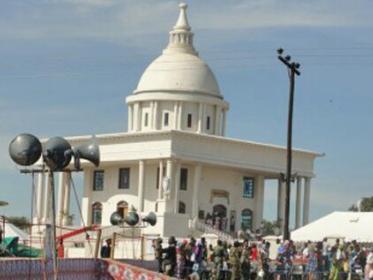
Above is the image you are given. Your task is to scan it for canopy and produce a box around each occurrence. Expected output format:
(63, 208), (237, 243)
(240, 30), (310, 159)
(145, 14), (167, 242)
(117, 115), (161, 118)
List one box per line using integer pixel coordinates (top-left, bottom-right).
(291, 211), (373, 243)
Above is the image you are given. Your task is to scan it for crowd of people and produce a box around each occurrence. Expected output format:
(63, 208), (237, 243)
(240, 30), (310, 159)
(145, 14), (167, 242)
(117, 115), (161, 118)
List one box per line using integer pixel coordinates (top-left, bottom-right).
(152, 236), (373, 280)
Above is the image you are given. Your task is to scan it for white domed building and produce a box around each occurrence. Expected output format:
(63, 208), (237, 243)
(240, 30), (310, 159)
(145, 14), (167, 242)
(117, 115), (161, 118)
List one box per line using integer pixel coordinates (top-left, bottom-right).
(33, 4), (320, 250)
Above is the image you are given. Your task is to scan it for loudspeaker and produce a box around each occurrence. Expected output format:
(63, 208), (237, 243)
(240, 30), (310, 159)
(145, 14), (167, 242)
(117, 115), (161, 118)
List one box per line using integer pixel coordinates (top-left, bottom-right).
(9, 133), (42, 166)
(142, 212), (157, 226)
(124, 210), (139, 226)
(43, 137), (72, 171)
(110, 211), (124, 226)
(72, 140), (100, 170)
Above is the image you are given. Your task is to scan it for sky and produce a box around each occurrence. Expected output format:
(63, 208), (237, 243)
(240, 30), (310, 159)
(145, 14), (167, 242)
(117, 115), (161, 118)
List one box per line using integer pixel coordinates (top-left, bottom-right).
(1, 0), (373, 227)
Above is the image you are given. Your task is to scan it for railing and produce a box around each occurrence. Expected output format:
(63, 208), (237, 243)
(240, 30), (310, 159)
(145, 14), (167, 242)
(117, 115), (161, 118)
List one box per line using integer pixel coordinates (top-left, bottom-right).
(190, 219), (235, 243)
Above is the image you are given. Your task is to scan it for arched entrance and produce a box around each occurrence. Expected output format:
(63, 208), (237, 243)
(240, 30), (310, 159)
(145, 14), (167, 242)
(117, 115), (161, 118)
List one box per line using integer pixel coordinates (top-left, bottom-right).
(117, 201), (128, 218)
(212, 204), (227, 231)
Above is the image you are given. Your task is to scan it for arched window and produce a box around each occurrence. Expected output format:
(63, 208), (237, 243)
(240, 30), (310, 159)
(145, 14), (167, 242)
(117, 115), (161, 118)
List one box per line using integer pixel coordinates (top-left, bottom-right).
(178, 201), (186, 214)
(241, 208), (253, 231)
(117, 201), (128, 218)
(92, 202), (102, 225)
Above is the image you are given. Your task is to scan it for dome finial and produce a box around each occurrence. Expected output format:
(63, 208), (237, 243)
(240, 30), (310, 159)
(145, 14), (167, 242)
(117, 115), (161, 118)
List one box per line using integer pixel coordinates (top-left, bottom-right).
(174, 2), (190, 31)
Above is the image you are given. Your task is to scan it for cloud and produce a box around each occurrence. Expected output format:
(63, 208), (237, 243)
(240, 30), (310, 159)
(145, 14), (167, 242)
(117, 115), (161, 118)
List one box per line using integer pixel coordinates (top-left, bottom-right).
(0, 0), (371, 42)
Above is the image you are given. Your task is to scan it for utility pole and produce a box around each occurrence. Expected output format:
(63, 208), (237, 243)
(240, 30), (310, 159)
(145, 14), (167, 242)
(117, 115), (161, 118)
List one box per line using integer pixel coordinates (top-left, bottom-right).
(277, 48), (301, 241)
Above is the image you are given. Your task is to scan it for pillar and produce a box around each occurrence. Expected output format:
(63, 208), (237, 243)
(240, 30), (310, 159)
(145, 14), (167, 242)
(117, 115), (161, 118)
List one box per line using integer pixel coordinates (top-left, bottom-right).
(158, 160), (164, 200)
(35, 172), (45, 224)
(62, 173), (71, 226)
(42, 173), (51, 223)
(177, 102), (183, 130)
(222, 110), (227, 136)
(295, 177), (302, 229)
(165, 160), (174, 212)
(152, 101), (158, 130)
(277, 179), (285, 232)
(128, 104), (133, 132)
(173, 162), (181, 214)
(173, 102), (179, 130)
(57, 172), (66, 226)
(82, 169), (92, 226)
(303, 177), (311, 225)
(197, 103), (204, 133)
(133, 103), (140, 131)
(138, 160), (145, 212)
(255, 175), (265, 230)
(214, 106), (221, 135)
(192, 164), (202, 219)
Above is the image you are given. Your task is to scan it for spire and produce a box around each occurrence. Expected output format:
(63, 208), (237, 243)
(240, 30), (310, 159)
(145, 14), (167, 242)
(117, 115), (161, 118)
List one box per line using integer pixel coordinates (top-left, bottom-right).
(163, 3), (198, 55)
(174, 3), (191, 31)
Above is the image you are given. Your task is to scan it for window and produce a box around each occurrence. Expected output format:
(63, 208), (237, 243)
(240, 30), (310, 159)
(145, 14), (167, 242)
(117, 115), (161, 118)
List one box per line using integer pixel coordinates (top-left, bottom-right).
(206, 116), (211, 130)
(156, 167), (166, 189)
(243, 177), (255, 198)
(144, 113), (149, 127)
(117, 201), (128, 218)
(92, 202), (102, 225)
(178, 201), (186, 214)
(93, 171), (104, 191)
(187, 113), (192, 128)
(164, 112), (169, 127)
(118, 168), (130, 189)
(180, 168), (188, 190)
(241, 209), (253, 231)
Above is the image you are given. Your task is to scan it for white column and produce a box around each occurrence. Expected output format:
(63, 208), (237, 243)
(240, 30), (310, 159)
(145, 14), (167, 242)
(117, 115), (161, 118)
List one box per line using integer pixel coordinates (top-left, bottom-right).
(133, 103), (140, 131)
(165, 160), (174, 212)
(255, 175), (265, 230)
(173, 162), (181, 214)
(153, 101), (158, 130)
(35, 172), (45, 224)
(62, 173), (71, 226)
(192, 164), (202, 219)
(173, 102), (179, 129)
(42, 173), (51, 223)
(214, 106), (221, 135)
(82, 169), (92, 226)
(57, 172), (66, 226)
(128, 104), (133, 132)
(303, 177), (311, 226)
(197, 103), (203, 133)
(158, 160), (164, 200)
(277, 179), (285, 232)
(295, 177), (302, 229)
(222, 109), (227, 136)
(177, 102), (183, 130)
(138, 160), (145, 212)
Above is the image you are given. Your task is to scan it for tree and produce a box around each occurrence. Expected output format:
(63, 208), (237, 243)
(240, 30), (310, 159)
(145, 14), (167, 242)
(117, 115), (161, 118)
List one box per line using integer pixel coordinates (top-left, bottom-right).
(348, 196), (373, 212)
(261, 220), (281, 236)
(6, 216), (30, 231)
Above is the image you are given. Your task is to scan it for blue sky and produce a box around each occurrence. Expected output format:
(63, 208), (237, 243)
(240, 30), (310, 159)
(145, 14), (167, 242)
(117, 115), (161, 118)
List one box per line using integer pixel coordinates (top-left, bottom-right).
(1, 0), (373, 226)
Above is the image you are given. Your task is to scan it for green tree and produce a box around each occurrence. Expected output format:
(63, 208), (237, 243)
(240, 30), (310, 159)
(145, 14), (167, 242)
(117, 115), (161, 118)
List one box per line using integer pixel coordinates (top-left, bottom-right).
(6, 216), (30, 231)
(348, 196), (373, 212)
(261, 220), (281, 236)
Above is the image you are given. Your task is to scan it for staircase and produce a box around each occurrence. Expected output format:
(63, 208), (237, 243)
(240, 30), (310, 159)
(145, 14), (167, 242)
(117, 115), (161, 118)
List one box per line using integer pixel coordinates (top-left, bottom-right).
(190, 219), (235, 243)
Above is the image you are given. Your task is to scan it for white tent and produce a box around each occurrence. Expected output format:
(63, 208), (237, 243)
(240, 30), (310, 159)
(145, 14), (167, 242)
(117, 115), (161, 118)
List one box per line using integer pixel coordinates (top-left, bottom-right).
(291, 211), (373, 243)
(0, 217), (28, 243)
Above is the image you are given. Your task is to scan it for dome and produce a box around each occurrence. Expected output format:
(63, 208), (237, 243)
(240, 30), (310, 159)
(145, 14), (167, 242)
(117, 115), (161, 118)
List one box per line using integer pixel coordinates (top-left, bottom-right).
(135, 52), (221, 97)
(133, 3), (222, 98)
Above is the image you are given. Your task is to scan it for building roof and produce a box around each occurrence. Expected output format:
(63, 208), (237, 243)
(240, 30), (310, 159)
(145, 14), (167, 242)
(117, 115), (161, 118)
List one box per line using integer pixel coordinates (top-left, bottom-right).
(291, 211), (373, 242)
(133, 3), (222, 98)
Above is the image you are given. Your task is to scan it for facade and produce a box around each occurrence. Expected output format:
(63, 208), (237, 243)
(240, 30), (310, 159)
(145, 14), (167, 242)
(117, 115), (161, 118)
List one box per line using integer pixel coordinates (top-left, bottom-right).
(33, 3), (320, 239)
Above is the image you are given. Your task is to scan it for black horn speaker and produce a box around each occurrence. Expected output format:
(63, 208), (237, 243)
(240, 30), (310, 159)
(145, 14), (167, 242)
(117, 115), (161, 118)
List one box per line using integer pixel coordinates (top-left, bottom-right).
(142, 212), (157, 226)
(72, 139), (100, 170)
(110, 211), (124, 226)
(42, 137), (72, 171)
(9, 133), (42, 166)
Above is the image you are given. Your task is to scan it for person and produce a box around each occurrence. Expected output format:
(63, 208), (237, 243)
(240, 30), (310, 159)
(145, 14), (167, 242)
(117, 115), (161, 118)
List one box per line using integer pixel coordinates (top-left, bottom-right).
(176, 240), (187, 279)
(241, 240), (251, 280)
(100, 239), (112, 258)
(162, 236), (177, 276)
(57, 239), (64, 258)
(212, 240), (225, 280)
(229, 241), (241, 280)
(153, 238), (163, 273)
(365, 252), (373, 280)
